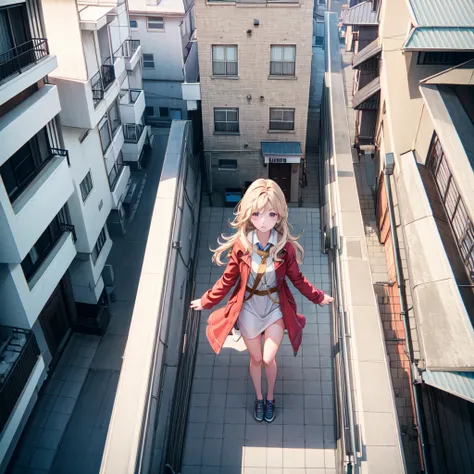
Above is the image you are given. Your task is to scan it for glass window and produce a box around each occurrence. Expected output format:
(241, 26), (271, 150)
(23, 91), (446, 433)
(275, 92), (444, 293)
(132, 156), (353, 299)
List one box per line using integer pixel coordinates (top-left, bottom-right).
(269, 108), (295, 131)
(159, 107), (169, 117)
(212, 45), (238, 76)
(80, 171), (93, 202)
(218, 159), (237, 170)
(270, 45), (296, 76)
(108, 100), (121, 135)
(92, 227), (107, 264)
(214, 108), (239, 133)
(147, 17), (164, 30)
(99, 117), (112, 153)
(145, 106), (154, 116)
(130, 19), (138, 28)
(143, 53), (155, 69)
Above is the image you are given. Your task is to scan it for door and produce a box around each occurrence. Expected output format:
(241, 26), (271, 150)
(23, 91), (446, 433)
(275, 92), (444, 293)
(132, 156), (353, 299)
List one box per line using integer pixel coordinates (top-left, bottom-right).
(38, 282), (71, 366)
(269, 163), (291, 201)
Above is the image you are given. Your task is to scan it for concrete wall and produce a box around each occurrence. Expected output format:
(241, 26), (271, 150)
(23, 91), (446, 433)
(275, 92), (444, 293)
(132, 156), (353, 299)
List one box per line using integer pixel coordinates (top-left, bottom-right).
(131, 15), (185, 82)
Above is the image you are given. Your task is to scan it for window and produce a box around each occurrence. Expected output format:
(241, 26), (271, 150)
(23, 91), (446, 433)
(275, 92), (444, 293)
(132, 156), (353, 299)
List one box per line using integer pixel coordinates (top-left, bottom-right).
(108, 100), (121, 135)
(80, 171), (93, 202)
(269, 108), (295, 131)
(99, 117), (112, 153)
(417, 51), (474, 66)
(0, 128), (50, 203)
(270, 45), (296, 76)
(145, 106), (154, 116)
(21, 206), (72, 282)
(92, 227), (107, 264)
(130, 18), (138, 28)
(108, 152), (124, 191)
(212, 45), (238, 76)
(159, 107), (169, 117)
(214, 108), (239, 133)
(143, 53), (155, 69)
(218, 159), (237, 170)
(428, 134), (474, 276)
(147, 17), (164, 30)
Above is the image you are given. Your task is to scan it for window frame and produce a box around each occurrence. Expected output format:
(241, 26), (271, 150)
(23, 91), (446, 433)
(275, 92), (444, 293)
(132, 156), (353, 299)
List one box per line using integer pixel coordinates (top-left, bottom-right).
(269, 107), (295, 131)
(108, 151), (124, 191)
(214, 107), (239, 134)
(212, 45), (238, 77)
(80, 171), (93, 202)
(92, 227), (107, 265)
(270, 45), (296, 77)
(218, 159), (238, 171)
(129, 18), (138, 28)
(143, 53), (155, 69)
(147, 16), (164, 30)
(99, 116), (112, 154)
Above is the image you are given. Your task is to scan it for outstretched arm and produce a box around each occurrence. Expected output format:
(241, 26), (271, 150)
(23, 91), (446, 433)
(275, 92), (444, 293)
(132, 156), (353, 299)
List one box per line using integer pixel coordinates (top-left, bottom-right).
(286, 245), (330, 305)
(191, 247), (241, 310)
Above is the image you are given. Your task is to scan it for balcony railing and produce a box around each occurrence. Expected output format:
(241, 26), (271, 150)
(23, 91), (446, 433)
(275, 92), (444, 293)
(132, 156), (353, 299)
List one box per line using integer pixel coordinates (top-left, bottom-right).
(0, 326), (40, 433)
(4, 147), (70, 205)
(120, 88), (142, 104)
(122, 39), (140, 59)
(91, 59), (116, 108)
(0, 38), (49, 83)
(123, 123), (145, 143)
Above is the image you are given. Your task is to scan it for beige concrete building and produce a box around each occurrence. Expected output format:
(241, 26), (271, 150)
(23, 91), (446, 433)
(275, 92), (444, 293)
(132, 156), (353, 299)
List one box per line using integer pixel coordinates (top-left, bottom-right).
(344, 0), (474, 472)
(195, 0), (314, 204)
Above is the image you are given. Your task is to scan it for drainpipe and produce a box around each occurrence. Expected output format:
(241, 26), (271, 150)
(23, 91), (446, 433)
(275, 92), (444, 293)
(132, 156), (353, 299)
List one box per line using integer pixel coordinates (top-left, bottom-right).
(384, 153), (429, 473)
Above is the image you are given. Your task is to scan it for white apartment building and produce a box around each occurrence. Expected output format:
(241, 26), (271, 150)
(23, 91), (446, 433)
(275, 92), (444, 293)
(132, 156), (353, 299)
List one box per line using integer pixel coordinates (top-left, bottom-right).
(128, 0), (197, 124)
(195, 0), (313, 204)
(0, 0), (147, 468)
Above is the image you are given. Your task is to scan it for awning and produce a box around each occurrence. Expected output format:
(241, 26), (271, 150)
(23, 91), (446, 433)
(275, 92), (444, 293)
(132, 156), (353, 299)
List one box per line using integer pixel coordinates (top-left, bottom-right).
(423, 370), (474, 403)
(342, 1), (378, 26)
(404, 27), (474, 51)
(261, 141), (302, 164)
(407, 0), (474, 27)
(79, 6), (114, 31)
(352, 39), (381, 69)
(353, 76), (380, 110)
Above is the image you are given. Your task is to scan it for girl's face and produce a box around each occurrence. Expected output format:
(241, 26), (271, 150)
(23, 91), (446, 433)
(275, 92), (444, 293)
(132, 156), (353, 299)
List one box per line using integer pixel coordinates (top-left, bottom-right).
(250, 208), (278, 233)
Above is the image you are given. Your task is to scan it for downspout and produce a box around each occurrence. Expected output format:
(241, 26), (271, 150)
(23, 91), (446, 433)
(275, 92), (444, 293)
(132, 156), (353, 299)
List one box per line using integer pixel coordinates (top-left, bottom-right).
(383, 153), (429, 473)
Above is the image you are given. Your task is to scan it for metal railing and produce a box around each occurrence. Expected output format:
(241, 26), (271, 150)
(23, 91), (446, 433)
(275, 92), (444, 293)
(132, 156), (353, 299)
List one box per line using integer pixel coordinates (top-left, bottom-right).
(7, 147), (70, 204)
(91, 59), (116, 107)
(120, 88), (142, 104)
(122, 39), (140, 59)
(123, 123), (145, 143)
(0, 38), (49, 82)
(0, 327), (40, 433)
(59, 222), (77, 243)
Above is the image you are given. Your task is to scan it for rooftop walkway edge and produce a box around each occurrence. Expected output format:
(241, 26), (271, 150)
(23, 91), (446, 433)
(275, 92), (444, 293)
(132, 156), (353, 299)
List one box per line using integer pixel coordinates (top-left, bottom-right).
(323, 12), (407, 474)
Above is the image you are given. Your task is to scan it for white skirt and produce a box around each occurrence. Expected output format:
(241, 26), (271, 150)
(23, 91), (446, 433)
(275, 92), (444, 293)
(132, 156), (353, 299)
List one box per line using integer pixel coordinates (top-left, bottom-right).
(237, 293), (283, 340)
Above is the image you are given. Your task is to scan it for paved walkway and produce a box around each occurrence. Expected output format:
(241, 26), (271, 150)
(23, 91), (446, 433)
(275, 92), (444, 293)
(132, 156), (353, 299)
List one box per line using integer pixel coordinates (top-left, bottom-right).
(182, 206), (336, 474)
(7, 129), (170, 474)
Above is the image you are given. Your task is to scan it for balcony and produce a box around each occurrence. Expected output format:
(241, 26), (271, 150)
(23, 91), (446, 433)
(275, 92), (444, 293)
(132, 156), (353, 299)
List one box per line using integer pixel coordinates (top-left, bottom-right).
(0, 145), (74, 264)
(0, 223), (77, 328)
(181, 41), (200, 109)
(122, 124), (149, 165)
(119, 89), (145, 124)
(0, 327), (41, 434)
(122, 40), (142, 71)
(92, 58), (116, 108)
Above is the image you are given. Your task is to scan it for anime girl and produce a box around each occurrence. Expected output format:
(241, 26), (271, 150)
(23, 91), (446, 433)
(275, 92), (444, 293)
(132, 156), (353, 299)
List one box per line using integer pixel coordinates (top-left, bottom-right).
(190, 179), (333, 423)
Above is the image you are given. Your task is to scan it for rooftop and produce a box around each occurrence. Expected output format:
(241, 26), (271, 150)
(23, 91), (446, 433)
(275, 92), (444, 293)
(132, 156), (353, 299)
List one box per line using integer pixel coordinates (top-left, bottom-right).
(407, 0), (474, 27)
(341, 1), (378, 26)
(127, 0), (186, 15)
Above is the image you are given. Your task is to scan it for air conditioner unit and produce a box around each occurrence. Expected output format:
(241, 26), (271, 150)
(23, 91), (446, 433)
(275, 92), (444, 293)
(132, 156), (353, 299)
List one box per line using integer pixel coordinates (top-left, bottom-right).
(102, 264), (115, 286)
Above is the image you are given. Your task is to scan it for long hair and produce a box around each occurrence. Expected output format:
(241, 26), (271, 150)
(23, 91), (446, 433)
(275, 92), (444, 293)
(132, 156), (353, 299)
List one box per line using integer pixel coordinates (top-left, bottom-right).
(211, 179), (304, 265)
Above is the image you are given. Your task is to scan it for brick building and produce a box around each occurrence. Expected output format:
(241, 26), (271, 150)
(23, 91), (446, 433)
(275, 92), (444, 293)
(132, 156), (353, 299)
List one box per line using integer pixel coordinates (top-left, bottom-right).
(195, 0), (314, 203)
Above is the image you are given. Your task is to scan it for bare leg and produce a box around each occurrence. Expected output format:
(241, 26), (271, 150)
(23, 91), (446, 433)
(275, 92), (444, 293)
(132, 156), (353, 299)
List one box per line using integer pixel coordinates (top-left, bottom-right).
(242, 334), (263, 399)
(263, 320), (285, 400)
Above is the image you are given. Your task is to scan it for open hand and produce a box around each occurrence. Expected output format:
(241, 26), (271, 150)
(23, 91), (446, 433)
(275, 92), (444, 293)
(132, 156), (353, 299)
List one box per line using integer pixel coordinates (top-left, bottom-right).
(190, 298), (204, 311)
(319, 294), (334, 307)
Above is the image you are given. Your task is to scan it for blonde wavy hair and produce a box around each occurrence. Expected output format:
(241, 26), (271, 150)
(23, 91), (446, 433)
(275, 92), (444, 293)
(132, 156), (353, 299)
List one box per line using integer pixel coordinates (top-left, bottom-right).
(211, 179), (304, 265)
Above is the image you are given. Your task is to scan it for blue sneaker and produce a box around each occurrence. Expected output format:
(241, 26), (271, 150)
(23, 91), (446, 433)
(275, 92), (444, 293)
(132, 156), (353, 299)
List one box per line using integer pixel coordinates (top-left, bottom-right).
(264, 399), (275, 423)
(254, 398), (264, 422)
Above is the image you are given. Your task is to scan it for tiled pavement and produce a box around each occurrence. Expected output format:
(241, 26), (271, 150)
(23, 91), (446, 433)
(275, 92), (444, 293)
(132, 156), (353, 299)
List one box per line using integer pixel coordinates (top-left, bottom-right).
(182, 207), (337, 474)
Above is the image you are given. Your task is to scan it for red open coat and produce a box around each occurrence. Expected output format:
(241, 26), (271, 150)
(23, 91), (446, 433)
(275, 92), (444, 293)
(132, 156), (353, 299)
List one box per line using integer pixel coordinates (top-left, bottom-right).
(201, 238), (324, 355)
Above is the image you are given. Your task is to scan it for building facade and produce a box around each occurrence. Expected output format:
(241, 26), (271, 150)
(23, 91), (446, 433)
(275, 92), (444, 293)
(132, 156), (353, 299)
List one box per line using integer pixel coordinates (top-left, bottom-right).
(128, 0), (196, 125)
(195, 0), (313, 204)
(0, 0), (147, 468)
(344, 0), (474, 472)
